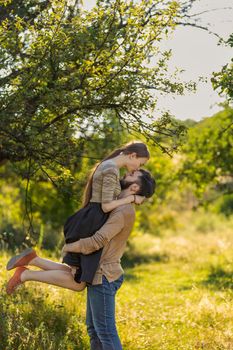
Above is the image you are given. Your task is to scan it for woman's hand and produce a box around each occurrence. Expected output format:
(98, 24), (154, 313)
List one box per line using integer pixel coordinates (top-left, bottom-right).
(134, 195), (145, 205)
(125, 195), (135, 204)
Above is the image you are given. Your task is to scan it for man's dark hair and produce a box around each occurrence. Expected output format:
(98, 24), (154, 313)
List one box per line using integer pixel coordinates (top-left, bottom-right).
(136, 169), (156, 198)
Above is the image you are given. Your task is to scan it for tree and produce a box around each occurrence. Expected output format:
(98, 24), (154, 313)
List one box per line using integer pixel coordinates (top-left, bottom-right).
(179, 32), (233, 197)
(0, 0), (204, 244)
(0, 0), (193, 174)
(180, 107), (233, 196)
(212, 34), (233, 103)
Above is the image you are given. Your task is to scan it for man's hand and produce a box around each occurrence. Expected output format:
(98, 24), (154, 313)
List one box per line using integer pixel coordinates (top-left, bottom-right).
(61, 241), (82, 254)
(134, 195), (145, 205)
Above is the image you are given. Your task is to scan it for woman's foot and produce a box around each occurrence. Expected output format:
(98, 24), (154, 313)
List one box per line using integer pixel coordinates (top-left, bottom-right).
(6, 248), (37, 270)
(6, 267), (28, 295)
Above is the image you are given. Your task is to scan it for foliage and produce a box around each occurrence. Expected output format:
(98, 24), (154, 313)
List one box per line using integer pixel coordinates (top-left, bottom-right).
(212, 34), (233, 103)
(210, 194), (233, 217)
(180, 107), (233, 196)
(0, 0), (194, 174)
(174, 33), (233, 204)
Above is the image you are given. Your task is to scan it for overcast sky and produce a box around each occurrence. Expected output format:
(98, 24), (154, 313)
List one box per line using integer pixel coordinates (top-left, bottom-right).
(83, 0), (233, 121)
(158, 0), (233, 121)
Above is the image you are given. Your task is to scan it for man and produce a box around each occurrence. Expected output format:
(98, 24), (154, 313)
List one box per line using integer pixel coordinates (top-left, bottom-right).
(6, 169), (155, 350)
(63, 168), (155, 350)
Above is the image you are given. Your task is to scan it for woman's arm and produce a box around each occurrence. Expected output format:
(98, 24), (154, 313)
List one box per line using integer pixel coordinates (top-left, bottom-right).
(101, 195), (145, 213)
(100, 167), (145, 212)
(102, 195), (134, 213)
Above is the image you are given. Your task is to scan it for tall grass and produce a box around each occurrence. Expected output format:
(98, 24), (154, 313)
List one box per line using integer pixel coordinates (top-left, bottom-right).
(1, 211), (233, 349)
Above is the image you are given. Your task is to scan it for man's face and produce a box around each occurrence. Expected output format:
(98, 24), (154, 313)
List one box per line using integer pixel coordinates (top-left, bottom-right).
(123, 170), (141, 182)
(120, 170), (141, 190)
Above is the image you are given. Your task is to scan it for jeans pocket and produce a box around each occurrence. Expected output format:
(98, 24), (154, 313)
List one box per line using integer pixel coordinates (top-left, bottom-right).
(112, 274), (124, 292)
(102, 275), (124, 294)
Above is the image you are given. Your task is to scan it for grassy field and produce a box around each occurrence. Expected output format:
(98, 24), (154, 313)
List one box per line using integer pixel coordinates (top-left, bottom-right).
(0, 212), (233, 350)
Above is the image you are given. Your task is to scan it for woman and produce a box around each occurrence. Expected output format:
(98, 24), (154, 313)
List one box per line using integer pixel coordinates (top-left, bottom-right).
(62, 140), (149, 285)
(6, 168), (156, 350)
(6, 141), (150, 294)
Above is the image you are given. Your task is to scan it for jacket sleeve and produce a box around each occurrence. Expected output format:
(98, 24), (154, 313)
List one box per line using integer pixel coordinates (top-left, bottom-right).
(78, 210), (125, 255)
(101, 167), (119, 203)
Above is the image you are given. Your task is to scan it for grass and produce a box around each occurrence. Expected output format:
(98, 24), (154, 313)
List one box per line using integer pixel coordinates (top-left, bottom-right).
(0, 213), (233, 350)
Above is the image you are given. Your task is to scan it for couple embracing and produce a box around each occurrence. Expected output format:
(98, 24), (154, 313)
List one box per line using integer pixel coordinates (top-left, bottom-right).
(6, 141), (155, 350)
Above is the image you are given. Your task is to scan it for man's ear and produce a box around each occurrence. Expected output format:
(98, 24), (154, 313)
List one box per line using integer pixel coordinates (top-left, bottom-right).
(129, 152), (137, 159)
(130, 183), (140, 193)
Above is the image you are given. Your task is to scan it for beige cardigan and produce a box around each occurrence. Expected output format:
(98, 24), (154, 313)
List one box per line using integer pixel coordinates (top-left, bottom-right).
(90, 160), (121, 203)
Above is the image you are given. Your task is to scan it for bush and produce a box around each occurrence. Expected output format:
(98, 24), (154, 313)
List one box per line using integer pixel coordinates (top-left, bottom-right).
(212, 194), (233, 217)
(0, 226), (25, 251)
(147, 209), (180, 236)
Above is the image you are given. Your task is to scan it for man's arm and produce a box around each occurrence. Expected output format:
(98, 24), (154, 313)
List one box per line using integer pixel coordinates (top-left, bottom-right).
(63, 210), (125, 255)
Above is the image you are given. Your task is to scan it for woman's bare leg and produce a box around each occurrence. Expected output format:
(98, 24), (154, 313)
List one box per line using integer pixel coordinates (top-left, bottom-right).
(21, 269), (86, 292)
(29, 256), (71, 272)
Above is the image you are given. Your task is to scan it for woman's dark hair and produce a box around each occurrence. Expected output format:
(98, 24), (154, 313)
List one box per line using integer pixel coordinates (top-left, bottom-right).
(136, 169), (156, 198)
(82, 141), (150, 207)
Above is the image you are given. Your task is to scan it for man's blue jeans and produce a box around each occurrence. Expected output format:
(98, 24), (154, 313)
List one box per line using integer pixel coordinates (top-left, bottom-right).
(86, 274), (124, 350)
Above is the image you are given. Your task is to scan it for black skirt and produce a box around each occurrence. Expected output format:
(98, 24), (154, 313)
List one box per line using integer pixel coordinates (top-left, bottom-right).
(62, 202), (109, 284)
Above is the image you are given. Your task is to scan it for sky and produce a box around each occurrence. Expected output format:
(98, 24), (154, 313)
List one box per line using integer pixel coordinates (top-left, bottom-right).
(157, 0), (233, 121)
(83, 0), (233, 121)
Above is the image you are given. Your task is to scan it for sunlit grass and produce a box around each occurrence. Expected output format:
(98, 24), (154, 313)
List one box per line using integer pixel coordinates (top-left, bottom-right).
(1, 214), (233, 349)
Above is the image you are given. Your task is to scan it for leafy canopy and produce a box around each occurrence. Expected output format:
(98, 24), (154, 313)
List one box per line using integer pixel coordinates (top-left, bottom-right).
(0, 0), (193, 174)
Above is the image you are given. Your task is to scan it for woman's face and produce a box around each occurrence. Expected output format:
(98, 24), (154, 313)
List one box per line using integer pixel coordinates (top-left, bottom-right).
(125, 153), (148, 172)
